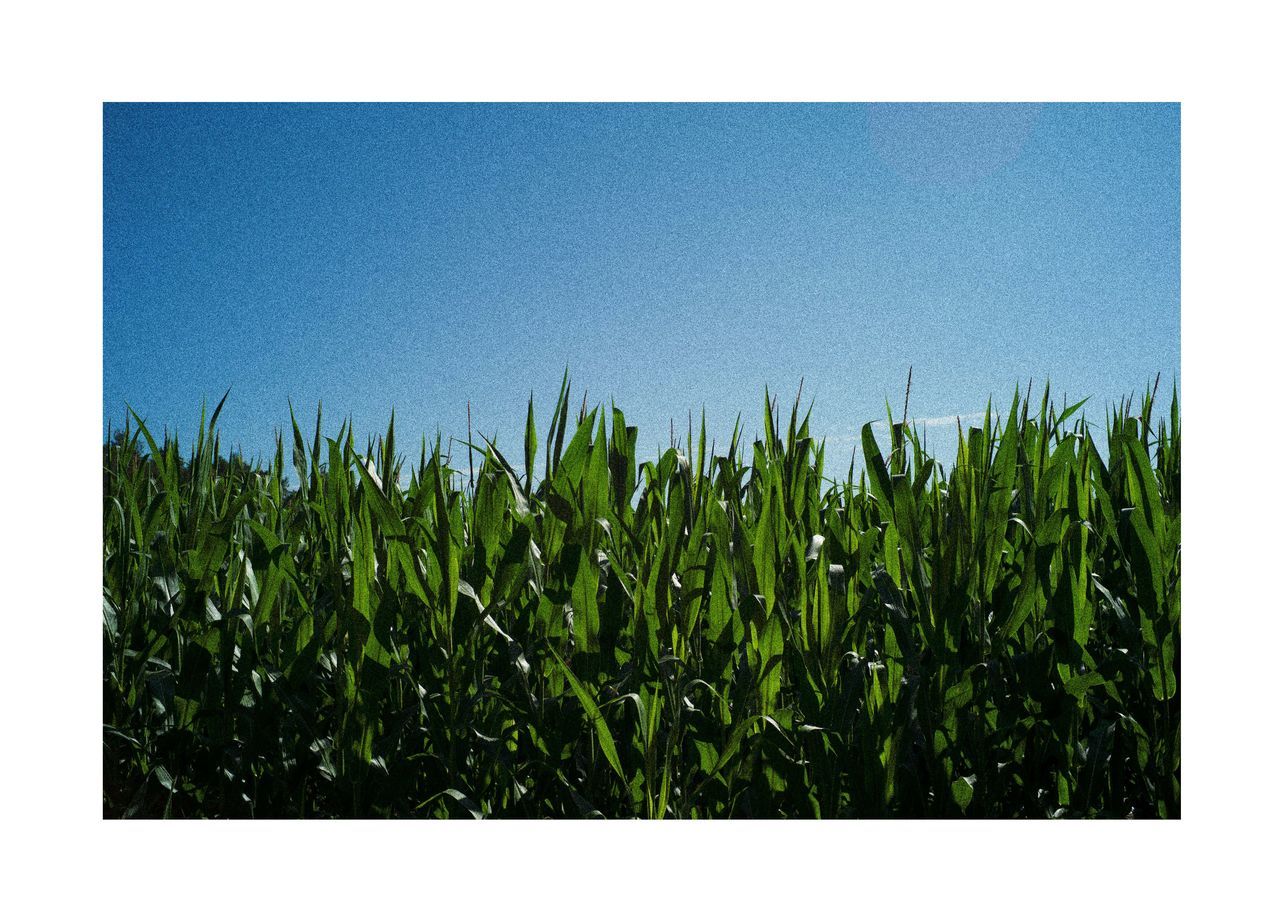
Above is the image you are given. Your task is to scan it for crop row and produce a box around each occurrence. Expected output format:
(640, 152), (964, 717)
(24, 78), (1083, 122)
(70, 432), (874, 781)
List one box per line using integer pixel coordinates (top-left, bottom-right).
(103, 376), (1179, 817)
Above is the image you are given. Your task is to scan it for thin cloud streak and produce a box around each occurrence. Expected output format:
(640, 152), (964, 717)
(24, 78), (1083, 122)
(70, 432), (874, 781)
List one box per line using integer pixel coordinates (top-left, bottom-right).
(864, 410), (989, 430)
(820, 411), (988, 448)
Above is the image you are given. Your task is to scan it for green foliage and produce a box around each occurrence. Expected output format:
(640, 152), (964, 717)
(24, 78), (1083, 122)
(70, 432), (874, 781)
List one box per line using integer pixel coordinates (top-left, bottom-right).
(103, 380), (1180, 818)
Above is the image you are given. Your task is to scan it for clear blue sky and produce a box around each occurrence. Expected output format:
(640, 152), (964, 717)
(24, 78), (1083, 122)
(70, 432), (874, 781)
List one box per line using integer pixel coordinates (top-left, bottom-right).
(104, 103), (1179, 474)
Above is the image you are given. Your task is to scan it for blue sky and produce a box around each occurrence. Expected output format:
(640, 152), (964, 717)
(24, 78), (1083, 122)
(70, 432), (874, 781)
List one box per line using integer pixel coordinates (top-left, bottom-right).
(104, 103), (1178, 474)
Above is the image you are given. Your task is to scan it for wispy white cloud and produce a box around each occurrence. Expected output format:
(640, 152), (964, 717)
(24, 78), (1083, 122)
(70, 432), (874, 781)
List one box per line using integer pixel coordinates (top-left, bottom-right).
(822, 411), (988, 443)
(877, 410), (989, 429)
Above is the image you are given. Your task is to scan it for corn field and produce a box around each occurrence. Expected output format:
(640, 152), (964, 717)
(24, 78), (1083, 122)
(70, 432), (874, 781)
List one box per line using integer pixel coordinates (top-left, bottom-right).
(103, 376), (1179, 818)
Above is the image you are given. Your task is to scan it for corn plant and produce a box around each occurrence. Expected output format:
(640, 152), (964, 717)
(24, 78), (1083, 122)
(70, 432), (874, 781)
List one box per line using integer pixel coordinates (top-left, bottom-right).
(103, 376), (1179, 817)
